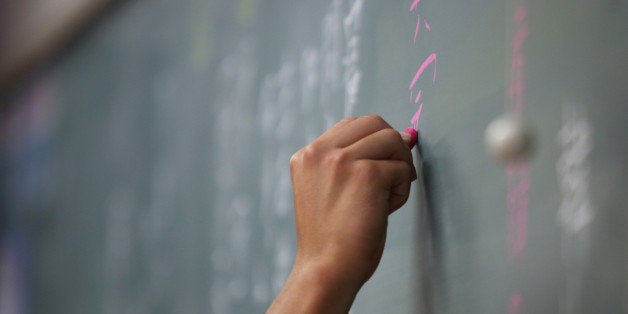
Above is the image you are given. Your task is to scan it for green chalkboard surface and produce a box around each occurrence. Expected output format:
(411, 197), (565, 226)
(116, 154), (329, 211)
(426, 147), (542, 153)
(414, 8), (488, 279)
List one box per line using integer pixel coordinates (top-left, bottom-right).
(1, 0), (626, 313)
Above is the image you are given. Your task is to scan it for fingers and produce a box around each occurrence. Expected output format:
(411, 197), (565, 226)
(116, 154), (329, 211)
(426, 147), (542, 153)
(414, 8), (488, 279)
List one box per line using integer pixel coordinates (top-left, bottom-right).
(366, 160), (414, 213)
(384, 160), (413, 213)
(400, 132), (413, 147)
(315, 115), (417, 213)
(399, 128), (418, 149)
(329, 116), (358, 131)
(319, 115), (392, 148)
(317, 117), (358, 143)
(347, 128), (409, 160)
(347, 128), (417, 181)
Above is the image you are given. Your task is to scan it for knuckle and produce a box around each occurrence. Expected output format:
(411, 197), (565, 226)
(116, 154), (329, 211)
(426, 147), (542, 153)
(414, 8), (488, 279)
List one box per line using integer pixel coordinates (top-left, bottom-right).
(363, 114), (383, 122)
(301, 145), (318, 161)
(340, 116), (357, 123)
(363, 114), (386, 126)
(381, 128), (400, 140)
(353, 160), (380, 180)
(292, 141), (325, 169)
(305, 141), (325, 158)
(399, 161), (412, 174)
(394, 159), (411, 172)
(289, 151), (304, 171)
(325, 149), (349, 169)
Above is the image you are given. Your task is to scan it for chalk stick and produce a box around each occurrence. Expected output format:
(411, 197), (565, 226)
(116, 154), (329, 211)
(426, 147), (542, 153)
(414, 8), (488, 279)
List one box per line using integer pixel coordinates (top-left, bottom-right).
(405, 127), (419, 149)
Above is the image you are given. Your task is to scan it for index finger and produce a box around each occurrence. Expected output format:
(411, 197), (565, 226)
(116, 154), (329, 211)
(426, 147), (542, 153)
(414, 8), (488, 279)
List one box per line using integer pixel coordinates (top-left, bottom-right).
(346, 128), (417, 181)
(318, 115), (392, 148)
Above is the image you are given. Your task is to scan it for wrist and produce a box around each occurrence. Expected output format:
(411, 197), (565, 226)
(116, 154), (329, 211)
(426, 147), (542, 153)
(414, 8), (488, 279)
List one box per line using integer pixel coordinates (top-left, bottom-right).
(268, 259), (363, 313)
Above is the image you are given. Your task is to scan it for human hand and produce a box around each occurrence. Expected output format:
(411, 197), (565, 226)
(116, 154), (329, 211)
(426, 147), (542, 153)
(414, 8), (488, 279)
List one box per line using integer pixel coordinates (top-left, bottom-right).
(268, 115), (417, 313)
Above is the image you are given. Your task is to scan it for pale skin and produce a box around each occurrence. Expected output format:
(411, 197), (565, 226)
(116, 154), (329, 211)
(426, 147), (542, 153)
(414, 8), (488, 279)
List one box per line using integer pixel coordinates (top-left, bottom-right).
(267, 115), (417, 313)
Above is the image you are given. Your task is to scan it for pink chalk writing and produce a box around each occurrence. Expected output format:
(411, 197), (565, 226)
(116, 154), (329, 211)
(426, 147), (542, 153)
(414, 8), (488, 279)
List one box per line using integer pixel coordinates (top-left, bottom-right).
(506, 161), (529, 260)
(505, 5), (530, 312)
(514, 6), (526, 24)
(409, 0), (421, 11)
(424, 19), (431, 31)
(407, 0), (436, 130)
(414, 15), (421, 43)
(409, 53), (437, 90)
(506, 5), (529, 261)
(413, 16), (431, 43)
(414, 89), (423, 104)
(508, 292), (523, 314)
(509, 7), (529, 117)
(411, 103), (424, 129)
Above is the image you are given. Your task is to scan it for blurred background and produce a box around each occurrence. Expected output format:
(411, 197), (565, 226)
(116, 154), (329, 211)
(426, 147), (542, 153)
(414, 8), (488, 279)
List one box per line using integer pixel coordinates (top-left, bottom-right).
(0, 0), (626, 313)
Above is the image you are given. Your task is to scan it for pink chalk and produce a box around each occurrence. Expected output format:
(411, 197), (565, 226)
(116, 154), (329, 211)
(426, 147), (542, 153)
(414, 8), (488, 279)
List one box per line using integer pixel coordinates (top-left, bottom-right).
(410, 102), (423, 128)
(409, 0), (421, 11)
(507, 161), (529, 261)
(424, 18), (431, 31)
(414, 89), (423, 104)
(413, 15), (421, 43)
(508, 292), (524, 314)
(506, 7), (530, 262)
(404, 127), (419, 148)
(409, 53), (437, 90)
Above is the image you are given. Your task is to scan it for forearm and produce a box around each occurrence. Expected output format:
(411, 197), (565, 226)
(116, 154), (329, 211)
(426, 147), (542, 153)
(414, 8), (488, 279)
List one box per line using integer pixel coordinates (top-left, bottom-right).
(267, 260), (362, 314)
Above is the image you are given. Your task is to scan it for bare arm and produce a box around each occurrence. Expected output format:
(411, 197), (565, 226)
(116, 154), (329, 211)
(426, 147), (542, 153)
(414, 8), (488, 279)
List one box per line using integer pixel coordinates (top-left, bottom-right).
(267, 115), (417, 313)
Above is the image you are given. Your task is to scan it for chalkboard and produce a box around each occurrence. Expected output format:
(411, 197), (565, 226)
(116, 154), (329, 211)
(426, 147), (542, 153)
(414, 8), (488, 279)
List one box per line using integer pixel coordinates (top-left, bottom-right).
(1, 0), (626, 313)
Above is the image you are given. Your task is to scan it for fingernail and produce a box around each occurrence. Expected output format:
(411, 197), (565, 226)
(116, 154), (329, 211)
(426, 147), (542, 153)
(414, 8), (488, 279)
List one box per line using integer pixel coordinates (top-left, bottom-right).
(400, 131), (412, 143)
